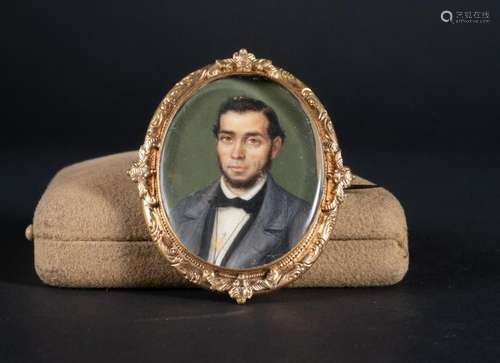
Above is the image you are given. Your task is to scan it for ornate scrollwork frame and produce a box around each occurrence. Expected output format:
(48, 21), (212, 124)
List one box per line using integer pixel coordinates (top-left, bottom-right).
(128, 49), (351, 303)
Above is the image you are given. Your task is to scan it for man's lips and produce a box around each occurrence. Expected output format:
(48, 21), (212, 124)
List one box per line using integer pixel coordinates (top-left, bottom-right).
(227, 165), (246, 172)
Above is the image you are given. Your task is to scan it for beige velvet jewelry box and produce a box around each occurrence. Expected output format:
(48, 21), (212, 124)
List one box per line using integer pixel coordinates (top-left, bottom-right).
(28, 151), (409, 288)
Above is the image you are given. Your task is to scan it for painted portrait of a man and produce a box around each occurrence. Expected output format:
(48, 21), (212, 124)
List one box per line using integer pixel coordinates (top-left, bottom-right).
(171, 96), (311, 269)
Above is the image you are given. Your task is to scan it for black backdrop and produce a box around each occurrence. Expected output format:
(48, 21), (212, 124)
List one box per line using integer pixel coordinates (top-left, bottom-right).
(2, 1), (500, 362)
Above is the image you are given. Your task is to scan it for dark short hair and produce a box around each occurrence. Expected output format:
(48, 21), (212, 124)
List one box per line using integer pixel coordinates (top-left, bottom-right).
(212, 96), (286, 142)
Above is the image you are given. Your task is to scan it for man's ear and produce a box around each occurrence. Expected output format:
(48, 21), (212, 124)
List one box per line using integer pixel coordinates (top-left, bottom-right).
(270, 137), (283, 159)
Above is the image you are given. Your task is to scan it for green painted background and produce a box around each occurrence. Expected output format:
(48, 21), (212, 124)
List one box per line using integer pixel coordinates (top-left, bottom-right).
(159, 76), (319, 211)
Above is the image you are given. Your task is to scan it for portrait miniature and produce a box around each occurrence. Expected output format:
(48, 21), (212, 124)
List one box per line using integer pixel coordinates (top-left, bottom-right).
(129, 49), (351, 303)
(160, 75), (319, 269)
(169, 95), (312, 268)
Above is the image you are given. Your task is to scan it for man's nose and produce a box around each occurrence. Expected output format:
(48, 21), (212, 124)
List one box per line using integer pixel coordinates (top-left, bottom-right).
(230, 140), (245, 159)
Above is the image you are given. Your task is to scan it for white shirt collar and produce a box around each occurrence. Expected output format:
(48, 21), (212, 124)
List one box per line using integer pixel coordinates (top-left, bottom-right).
(220, 174), (267, 201)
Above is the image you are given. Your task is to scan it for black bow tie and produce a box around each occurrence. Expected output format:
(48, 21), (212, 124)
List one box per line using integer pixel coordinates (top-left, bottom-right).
(213, 184), (266, 214)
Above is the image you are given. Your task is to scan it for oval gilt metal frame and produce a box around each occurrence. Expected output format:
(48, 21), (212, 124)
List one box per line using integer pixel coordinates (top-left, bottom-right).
(128, 49), (351, 303)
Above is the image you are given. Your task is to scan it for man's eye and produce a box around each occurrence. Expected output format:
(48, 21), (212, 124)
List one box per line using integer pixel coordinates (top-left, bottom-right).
(247, 138), (260, 145)
(220, 136), (232, 143)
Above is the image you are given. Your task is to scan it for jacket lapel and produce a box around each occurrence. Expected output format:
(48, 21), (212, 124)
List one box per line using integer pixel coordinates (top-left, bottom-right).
(175, 181), (219, 255)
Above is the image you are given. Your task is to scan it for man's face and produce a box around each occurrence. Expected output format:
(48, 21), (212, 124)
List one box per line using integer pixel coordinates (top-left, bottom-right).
(216, 110), (282, 190)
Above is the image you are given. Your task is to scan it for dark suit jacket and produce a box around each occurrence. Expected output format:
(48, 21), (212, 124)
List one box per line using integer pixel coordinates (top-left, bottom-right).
(170, 175), (312, 269)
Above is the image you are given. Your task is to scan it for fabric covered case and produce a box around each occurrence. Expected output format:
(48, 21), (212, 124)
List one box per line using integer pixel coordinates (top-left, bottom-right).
(28, 151), (409, 288)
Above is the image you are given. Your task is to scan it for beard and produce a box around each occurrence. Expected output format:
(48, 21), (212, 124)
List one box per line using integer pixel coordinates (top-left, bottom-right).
(217, 150), (273, 190)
